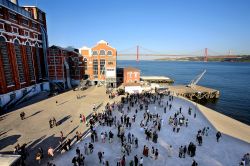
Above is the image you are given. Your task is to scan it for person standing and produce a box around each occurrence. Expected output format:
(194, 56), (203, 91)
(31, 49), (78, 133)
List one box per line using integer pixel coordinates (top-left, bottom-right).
(192, 159), (198, 166)
(134, 155), (138, 166)
(183, 145), (187, 158)
(135, 138), (138, 148)
(155, 149), (159, 160)
(35, 151), (42, 164)
(47, 147), (54, 160)
(84, 143), (88, 155)
(168, 145), (173, 157)
(139, 157), (143, 166)
(76, 147), (80, 157)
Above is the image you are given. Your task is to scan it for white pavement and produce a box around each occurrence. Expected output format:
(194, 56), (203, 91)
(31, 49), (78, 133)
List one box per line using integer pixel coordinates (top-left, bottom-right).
(50, 96), (250, 166)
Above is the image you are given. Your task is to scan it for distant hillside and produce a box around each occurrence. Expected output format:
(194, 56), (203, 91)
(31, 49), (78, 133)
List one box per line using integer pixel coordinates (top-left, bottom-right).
(156, 55), (250, 62)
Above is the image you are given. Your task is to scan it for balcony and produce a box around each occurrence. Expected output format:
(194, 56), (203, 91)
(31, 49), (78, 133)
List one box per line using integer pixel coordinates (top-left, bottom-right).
(0, 0), (31, 18)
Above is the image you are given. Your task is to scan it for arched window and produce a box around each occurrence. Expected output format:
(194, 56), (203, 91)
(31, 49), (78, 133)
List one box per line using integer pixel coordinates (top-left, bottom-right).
(100, 50), (106, 56)
(0, 36), (14, 86)
(92, 50), (98, 56)
(14, 39), (26, 83)
(25, 42), (35, 81)
(107, 50), (112, 56)
(35, 44), (42, 79)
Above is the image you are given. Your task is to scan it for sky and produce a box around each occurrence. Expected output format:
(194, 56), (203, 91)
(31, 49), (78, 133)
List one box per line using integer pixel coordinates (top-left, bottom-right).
(19, 0), (250, 56)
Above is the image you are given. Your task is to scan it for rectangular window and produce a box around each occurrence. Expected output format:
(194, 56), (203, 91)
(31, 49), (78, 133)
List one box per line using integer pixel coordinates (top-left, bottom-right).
(34, 33), (38, 39)
(93, 59), (98, 76)
(100, 59), (105, 75)
(22, 18), (29, 26)
(32, 22), (37, 29)
(134, 72), (137, 78)
(36, 47), (42, 79)
(14, 43), (26, 83)
(0, 40), (14, 86)
(0, 23), (4, 31)
(24, 30), (29, 37)
(38, 12), (43, 21)
(0, 7), (3, 16)
(128, 72), (132, 78)
(9, 12), (17, 21)
(84, 60), (87, 70)
(12, 27), (18, 34)
(108, 61), (113, 65)
(26, 45), (35, 81)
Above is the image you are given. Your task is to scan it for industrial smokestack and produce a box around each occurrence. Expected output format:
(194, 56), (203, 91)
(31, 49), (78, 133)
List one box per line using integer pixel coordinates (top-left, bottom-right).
(10, 0), (19, 5)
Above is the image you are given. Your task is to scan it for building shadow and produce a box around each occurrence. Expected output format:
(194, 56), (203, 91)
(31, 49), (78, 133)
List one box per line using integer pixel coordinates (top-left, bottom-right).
(57, 100), (69, 106)
(0, 129), (12, 137)
(65, 125), (79, 137)
(56, 115), (71, 126)
(0, 134), (21, 150)
(0, 114), (9, 122)
(25, 110), (43, 119)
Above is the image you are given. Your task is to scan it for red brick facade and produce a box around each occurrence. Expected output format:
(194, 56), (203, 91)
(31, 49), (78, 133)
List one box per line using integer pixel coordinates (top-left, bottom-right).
(80, 40), (117, 87)
(0, 0), (48, 95)
(123, 67), (140, 84)
(47, 46), (84, 88)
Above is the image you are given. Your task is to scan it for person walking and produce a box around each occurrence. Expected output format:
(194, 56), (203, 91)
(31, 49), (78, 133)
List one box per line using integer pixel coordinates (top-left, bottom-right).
(216, 131), (222, 142)
(98, 151), (102, 163)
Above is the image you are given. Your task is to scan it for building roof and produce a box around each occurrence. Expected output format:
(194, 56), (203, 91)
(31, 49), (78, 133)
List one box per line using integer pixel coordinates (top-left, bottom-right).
(124, 67), (140, 72)
(0, 154), (21, 166)
(140, 76), (171, 80)
(80, 46), (91, 50)
(97, 40), (108, 45)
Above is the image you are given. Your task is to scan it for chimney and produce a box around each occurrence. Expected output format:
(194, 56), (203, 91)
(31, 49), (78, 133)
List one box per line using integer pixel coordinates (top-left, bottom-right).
(10, 0), (19, 5)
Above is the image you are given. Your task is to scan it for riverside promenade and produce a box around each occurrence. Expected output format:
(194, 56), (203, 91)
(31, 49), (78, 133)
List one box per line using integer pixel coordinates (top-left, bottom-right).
(184, 97), (250, 144)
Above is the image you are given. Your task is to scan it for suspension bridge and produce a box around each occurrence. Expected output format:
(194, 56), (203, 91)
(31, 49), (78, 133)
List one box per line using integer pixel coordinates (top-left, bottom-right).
(117, 45), (240, 62)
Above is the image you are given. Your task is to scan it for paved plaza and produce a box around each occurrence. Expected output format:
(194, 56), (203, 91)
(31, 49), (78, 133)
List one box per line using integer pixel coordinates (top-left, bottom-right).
(51, 95), (250, 166)
(0, 86), (112, 165)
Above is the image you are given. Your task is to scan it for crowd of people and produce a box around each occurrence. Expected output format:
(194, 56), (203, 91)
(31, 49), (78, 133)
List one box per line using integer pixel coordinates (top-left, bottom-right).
(11, 90), (249, 166)
(66, 92), (227, 166)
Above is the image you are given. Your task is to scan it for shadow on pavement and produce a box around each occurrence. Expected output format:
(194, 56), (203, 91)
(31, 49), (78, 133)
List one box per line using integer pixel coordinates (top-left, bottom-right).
(57, 115), (71, 126)
(0, 134), (21, 150)
(25, 110), (43, 119)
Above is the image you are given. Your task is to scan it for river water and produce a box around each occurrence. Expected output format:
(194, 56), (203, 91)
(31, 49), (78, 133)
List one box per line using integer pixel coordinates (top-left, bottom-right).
(118, 60), (250, 125)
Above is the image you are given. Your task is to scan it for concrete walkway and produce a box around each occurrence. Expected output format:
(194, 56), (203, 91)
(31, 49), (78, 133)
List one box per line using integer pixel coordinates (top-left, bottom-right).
(0, 86), (114, 165)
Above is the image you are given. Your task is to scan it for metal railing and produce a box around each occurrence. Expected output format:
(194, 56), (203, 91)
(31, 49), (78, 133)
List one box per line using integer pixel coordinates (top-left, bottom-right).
(0, 0), (31, 18)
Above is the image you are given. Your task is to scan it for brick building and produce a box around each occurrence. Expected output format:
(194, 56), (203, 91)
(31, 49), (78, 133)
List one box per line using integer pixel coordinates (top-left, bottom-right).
(80, 40), (117, 87)
(47, 46), (84, 90)
(123, 67), (140, 84)
(0, 0), (49, 109)
(123, 67), (142, 94)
